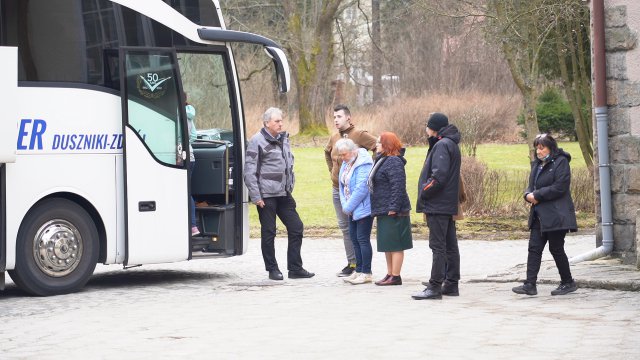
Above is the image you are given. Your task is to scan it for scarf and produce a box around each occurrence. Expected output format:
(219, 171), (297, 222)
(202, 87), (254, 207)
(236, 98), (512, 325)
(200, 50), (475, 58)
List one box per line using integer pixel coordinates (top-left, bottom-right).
(341, 155), (358, 200)
(367, 155), (387, 194)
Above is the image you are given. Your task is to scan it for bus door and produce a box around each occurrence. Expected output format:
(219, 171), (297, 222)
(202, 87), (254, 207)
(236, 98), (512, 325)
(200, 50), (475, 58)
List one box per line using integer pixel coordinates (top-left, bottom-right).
(120, 48), (190, 265)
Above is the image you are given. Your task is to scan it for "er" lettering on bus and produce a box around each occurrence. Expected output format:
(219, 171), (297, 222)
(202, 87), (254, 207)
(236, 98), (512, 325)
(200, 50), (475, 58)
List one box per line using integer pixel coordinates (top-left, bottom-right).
(17, 118), (46, 150)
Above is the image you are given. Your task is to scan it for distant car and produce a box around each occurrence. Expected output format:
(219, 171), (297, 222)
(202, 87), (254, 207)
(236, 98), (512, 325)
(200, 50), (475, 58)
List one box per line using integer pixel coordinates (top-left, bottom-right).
(196, 128), (234, 143)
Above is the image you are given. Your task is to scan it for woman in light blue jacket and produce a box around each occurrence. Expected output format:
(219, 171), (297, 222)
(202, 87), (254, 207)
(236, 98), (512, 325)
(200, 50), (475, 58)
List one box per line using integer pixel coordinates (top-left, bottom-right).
(337, 139), (374, 285)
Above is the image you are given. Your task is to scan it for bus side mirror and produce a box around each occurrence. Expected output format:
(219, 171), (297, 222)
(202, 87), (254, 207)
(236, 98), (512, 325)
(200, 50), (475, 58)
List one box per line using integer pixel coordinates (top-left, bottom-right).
(197, 28), (291, 94)
(264, 46), (290, 94)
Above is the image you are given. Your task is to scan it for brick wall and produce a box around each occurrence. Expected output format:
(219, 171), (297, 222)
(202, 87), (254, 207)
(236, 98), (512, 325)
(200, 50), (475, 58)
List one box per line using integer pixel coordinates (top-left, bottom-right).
(599, 1), (640, 265)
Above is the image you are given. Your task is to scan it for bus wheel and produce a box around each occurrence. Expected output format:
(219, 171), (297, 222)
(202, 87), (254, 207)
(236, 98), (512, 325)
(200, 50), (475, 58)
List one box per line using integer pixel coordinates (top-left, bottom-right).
(9, 199), (99, 296)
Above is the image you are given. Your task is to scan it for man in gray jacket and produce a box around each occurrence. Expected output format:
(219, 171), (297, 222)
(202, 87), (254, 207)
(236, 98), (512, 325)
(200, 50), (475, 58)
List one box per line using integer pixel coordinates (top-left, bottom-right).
(244, 107), (315, 281)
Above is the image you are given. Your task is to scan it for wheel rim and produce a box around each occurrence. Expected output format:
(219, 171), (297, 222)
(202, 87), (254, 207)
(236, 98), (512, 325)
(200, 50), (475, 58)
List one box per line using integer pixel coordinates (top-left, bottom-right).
(32, 219), (83, 277)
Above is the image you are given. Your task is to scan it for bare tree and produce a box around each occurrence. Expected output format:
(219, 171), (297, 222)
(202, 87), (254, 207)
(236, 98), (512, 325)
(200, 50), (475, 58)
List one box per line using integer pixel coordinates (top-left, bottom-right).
(377, 1), (515, 97)
(483, 0), (592, 161)
(281, 0), (344, 133)
(222, 0), (344, 134)
(371, 0), (382, 102)
(551, 3), (593, 166)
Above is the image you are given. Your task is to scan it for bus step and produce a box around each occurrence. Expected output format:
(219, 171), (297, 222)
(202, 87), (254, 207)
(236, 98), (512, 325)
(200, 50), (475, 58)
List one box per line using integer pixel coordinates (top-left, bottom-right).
(191, 236), (224, 253)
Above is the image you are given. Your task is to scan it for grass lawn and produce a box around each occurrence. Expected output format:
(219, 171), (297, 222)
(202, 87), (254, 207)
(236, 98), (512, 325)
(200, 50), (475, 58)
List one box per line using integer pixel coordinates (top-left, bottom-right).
(474, 142), (587, 170)
(248, 142), (594, 239)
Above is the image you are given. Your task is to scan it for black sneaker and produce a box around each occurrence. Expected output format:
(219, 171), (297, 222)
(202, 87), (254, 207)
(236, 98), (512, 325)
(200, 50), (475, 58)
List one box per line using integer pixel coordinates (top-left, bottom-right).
(337, 264), (356, 277)
(551, 281), (577, 296)
(512, 283), (537, 296)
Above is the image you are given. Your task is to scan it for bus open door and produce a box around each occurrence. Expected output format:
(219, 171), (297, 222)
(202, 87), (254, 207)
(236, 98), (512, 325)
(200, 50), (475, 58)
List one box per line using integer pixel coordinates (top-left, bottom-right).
(120, 49), (190, 265)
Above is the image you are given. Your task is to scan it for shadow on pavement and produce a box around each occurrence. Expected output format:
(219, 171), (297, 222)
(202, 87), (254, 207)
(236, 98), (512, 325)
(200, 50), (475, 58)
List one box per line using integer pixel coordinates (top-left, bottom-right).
(86, 269), (232, 289)
(0, 270), (234, 298)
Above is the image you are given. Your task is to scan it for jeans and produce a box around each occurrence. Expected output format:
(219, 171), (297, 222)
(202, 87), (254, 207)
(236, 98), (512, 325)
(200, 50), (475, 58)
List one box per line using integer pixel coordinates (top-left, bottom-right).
(348, 215), (374, 273)
(333, 187), (355, 264)
(426, 214), (460, 288)
(257, 194), (304, 272)
(189, 161), (196, 227)
(526, 218), (573, 284)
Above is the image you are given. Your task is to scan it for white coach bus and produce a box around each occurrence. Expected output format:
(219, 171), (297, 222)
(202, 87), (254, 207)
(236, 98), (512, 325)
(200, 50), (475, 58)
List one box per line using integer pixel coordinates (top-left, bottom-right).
(0, 0), (290, 295)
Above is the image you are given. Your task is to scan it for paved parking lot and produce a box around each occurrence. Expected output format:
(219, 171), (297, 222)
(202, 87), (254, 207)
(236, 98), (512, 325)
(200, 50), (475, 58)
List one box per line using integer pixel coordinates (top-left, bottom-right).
(1, 235), (639, 359)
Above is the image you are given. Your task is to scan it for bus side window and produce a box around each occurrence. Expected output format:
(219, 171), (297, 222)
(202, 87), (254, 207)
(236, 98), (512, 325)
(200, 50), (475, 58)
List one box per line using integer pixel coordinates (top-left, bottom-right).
(124, 51), (184, 166)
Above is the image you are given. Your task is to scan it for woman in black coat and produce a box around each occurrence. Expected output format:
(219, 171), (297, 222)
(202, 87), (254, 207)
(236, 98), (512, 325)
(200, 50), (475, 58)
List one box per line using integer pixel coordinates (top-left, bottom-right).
(368, 132), (413, 286)
(512, 134), (578, 296)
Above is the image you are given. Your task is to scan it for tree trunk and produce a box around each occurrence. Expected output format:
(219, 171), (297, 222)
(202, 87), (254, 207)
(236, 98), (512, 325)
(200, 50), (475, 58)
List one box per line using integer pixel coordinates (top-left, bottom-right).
(575, 11), (594, 156)
(500, 41), (540, 160)
(567, 21), (594, 167)
(282, 0), (342, 134)
(371, 0), (382, 103)
(522, 88), (541, 160)
(492, 0), (541, 161)
(554, 17), (593, 167)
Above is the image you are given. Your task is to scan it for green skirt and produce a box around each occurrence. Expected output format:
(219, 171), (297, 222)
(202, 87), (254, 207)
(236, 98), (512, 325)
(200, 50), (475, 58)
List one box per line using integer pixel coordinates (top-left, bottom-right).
(376, 215), (413, 252)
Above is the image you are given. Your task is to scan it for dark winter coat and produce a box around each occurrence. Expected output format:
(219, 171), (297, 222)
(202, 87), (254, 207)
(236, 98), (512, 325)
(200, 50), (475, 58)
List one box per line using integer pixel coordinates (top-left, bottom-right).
(369, 153), (412, 217)
(525, 149), (578, 232)
(416, 124), (461, 215)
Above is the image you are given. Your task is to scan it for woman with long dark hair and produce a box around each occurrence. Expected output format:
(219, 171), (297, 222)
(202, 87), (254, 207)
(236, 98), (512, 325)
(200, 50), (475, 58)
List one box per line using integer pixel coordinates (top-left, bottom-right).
(512, 134), (578, 296)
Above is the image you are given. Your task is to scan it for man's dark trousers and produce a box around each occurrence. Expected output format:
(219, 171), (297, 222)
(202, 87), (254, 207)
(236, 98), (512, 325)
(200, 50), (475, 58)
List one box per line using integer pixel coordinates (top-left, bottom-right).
(257, 194), (304, 271)
(426, 214), (460, 288)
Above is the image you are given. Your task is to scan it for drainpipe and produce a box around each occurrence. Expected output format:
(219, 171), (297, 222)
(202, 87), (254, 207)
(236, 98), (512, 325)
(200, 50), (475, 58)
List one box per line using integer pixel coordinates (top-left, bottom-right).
(570, 0), (614, 263)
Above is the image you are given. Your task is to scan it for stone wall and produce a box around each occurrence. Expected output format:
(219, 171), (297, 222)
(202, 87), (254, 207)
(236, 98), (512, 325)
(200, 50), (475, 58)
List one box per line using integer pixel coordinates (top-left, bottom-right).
(600, 1), (640, 266)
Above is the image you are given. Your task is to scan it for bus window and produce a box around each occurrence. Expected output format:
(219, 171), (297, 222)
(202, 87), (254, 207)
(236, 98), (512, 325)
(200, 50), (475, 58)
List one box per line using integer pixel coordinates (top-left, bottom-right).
(4, 0), (119, 86)
(162, 0), (220, 27)
(178, 52), (233, 143)
(124, 51), (184, 166)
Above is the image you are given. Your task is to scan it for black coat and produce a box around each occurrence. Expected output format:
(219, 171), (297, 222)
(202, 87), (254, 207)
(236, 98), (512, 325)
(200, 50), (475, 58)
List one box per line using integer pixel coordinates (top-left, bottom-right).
(370, 154), (411, 216)
(526, 149), (578, 232)
(416, 124), (461, 215)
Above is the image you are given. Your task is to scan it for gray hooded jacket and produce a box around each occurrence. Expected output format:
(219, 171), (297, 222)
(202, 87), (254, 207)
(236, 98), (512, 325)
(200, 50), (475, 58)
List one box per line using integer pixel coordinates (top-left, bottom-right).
(244, 128), (295, 202)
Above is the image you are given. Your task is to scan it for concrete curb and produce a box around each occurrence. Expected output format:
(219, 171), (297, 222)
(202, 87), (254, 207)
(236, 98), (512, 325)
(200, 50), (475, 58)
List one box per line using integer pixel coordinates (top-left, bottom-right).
(467, 277), (640, 292)
(467, 259), (640, 292)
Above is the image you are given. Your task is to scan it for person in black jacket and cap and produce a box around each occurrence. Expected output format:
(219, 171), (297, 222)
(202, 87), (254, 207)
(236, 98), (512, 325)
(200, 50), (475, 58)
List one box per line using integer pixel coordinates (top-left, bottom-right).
(512, 133), (578, 296)
(412, 112), (462, 300)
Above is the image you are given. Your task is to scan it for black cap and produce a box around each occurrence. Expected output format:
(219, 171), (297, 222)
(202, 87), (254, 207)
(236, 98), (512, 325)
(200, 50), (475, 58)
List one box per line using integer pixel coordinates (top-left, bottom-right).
(427, 112), (449, 132)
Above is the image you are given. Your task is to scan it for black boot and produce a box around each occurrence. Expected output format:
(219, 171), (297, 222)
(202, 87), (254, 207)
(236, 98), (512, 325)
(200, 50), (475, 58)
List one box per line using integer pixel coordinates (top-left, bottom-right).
(441, 281), (459, 296)
(512, 282), (537, 296)
(411, 287), (442, 300)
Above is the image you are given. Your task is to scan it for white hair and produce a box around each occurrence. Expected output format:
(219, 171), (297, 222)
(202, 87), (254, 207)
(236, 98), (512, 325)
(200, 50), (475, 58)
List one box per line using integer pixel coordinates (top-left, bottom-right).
(262, 107), (283, 125)
(335, 138), (358, 153)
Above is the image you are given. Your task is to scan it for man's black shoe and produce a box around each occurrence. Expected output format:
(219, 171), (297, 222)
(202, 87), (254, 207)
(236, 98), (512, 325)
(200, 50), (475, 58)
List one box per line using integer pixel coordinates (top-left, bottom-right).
(551, 281), (577, 295)
(411, 288), (442, 300)
(442, 281), (459, 296)
(337, 264), (356, 277)
(288, 269), (315, 279)
(268, 270), (283, 281)
(512, 283), (537, 295)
